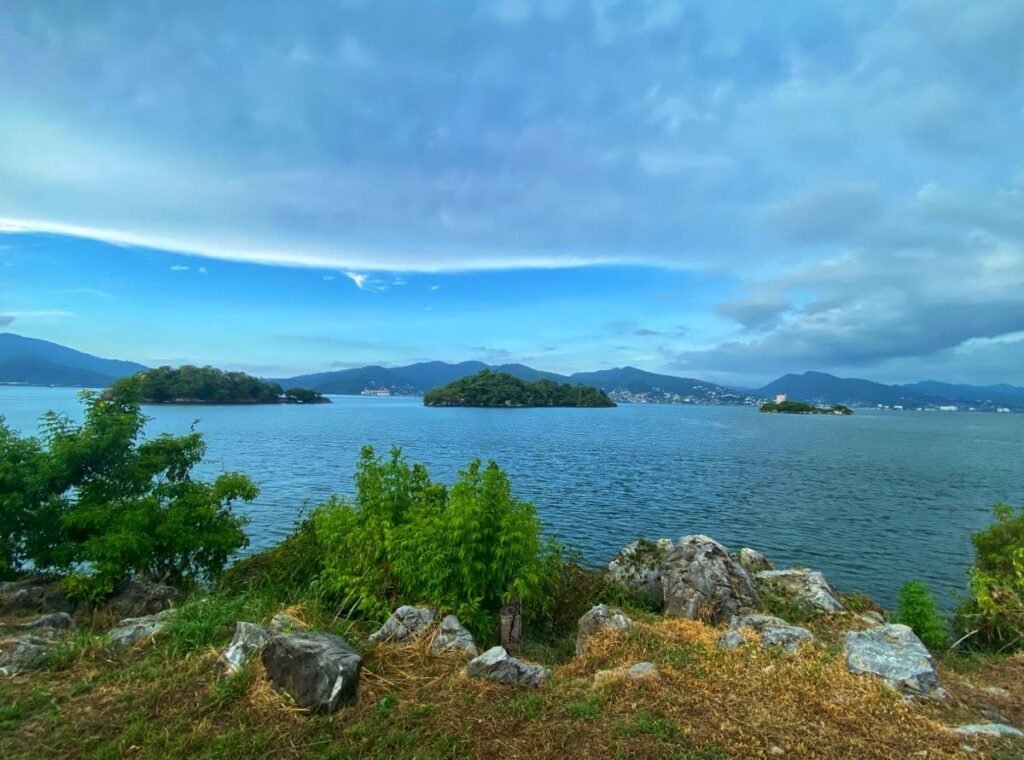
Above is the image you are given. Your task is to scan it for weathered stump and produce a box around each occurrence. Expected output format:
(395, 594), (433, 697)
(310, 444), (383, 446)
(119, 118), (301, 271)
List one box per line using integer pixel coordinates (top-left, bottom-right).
(500, 602), (522, 655)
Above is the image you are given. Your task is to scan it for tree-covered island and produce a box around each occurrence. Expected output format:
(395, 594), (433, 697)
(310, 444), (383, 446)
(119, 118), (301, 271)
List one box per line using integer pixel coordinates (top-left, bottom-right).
(109, 365), (329, 404)
(760, 399), (853, 415)
(424, 369), (615, 407)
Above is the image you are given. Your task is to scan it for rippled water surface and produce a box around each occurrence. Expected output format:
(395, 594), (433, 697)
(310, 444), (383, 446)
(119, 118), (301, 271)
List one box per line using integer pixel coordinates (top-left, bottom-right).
(3, 387), (1022, 608)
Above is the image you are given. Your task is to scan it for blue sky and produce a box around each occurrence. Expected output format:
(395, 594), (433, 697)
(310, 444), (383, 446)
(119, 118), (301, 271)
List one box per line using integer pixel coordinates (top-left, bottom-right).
(1, 1), (1022, 384)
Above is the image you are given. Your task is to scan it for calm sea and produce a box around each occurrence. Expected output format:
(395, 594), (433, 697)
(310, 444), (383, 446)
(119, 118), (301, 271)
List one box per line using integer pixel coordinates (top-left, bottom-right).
(3, 387), (1022, 609)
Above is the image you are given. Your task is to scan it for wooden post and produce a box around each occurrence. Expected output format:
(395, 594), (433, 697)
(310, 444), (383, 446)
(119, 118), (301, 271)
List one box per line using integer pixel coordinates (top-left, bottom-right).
(500, 602), (522, 655)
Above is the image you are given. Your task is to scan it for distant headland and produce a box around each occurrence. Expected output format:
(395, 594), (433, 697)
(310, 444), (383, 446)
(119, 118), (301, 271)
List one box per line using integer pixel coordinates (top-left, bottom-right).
(423, 369), (615, 408)
(109, 366), (330, 405)
(760, 399), (853, 415)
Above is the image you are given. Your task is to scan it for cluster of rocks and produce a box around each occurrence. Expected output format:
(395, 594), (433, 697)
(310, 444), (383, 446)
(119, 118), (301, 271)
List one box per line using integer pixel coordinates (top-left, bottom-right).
(718, 614), (813, 654)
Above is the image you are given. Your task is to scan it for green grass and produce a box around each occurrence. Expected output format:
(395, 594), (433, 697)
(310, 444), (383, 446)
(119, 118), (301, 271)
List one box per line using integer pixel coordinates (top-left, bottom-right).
(497, 692), (545, 721)
(615, 711), (680, 740)
(564, 693), (603, 721)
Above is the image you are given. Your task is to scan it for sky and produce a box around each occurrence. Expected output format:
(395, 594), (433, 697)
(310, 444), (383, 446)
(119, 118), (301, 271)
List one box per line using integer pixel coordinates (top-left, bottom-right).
(1, 0), (1022, 385)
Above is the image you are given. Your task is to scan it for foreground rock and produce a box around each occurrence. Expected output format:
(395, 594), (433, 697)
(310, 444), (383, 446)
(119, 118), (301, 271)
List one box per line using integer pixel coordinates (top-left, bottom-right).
(221, 622), (271, 673)
(949, 723), (1024, 738)
(2, 612), (75, 632)
(107, 610), (173, 649)
(593, 661), (659, 688)
(755, 569), (845, 614)
(738, 548), (774, 573)
(466, 646), (550, 687)
(662, 535), (761, 623)
(576, 604), (631, 656)
(0, 634), (53, 676)
(0, 576), (78, 616)
(430, 614), (477, 657)
(720, 614), (813, 654)
(606, 538), (674, 605)
(262, 632), (362, 713)
(845, 624), (938, 695)
(106, 579), (180, 618)
(369, 606), (435, 644)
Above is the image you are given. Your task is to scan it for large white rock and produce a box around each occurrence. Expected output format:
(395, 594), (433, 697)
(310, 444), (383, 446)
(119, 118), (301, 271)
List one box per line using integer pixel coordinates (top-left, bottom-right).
(949, 723), (1024, 738)
(755, 569), (845, 614)
(369, 605), (436, 643)
(466, 646), (549, 687)
(738, 548), (774, 573)
(727, 614), (813, 654)
(220, 621), (271, 673)
(107, 610), (173, 650)
(430, 614), (477, 657)
(845, 624), (938, 695)
(662, 535), (761, 623)
(576, 604), (631, 656)
(606, 538), (674, 605)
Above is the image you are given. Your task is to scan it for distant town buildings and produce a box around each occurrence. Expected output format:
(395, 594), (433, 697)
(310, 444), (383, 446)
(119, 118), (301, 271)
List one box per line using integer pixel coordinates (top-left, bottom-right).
(938, 405), (958, 412)
(997, 407), (1011, 414)
(775, 393), (787, 404)
(361, 388), (391, 397)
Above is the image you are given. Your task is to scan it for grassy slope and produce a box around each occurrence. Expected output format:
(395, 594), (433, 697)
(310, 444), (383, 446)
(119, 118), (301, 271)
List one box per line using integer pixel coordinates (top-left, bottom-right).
(3, 598), (1023, 759)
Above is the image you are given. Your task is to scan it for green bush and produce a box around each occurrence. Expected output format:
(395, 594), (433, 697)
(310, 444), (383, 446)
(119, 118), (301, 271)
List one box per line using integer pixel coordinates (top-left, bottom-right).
(956, 503), (1024, 652)
(311, 446), (558, 638)
(0, 378), (255, 597)
(894, 581), (947, 650)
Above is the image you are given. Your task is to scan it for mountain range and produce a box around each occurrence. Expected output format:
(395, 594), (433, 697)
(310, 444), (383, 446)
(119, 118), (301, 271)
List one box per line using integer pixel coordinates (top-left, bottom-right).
(1, 332), (1021, 410)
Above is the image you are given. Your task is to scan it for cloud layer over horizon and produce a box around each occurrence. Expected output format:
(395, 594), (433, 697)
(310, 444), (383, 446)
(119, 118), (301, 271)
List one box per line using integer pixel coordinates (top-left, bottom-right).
(1, 0), (1022, 383)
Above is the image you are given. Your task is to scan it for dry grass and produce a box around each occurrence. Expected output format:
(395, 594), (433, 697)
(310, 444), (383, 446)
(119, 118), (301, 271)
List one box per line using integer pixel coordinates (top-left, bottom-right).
(2, 616), (1022, 759)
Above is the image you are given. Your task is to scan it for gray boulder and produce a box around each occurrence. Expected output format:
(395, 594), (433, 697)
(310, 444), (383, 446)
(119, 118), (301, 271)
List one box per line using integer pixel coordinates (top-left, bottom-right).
(950, 723), (1024, 738)
(466, 646), (550, 687)
(755, 569), (844, 614)
(0, 634), (53, 676)
(738, 548), (774, 573)
(430, 614), (477, 657)
(661, 535), (761, 623)
(593, 661), (659, 688)
(731, 614), (813, 654)
(262, 632), (362, 713)
(108, 610), (173, 650)
(369, 605), (435, 644)
(845, 624), (938, 695)
(221, 622), (271, 673)
(717, 629), (747, 649)
(606, 538), (674, 605)
(106, 579), (180, 618)
(576, 604), (631, 656)
(5, 612), (75, 632)
(0, 576), (78, 616)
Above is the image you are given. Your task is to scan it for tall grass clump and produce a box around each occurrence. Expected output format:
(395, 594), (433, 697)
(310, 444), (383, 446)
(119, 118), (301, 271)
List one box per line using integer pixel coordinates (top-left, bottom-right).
(894, 581), (947, 650)
(310, 446), (559, 639)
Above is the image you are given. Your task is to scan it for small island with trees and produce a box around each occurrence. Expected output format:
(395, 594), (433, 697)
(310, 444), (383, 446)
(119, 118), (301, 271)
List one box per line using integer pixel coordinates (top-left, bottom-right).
(760, 399), (853, 415)
(109, 365), (330, 405)
(424, 369), (615, 408)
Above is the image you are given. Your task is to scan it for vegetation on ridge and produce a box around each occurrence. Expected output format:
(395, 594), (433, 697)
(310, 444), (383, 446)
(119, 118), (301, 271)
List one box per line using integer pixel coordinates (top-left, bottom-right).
(760, 399), (853, 415)
(423, 369), (615, 408)
(110, 365), (328, 404)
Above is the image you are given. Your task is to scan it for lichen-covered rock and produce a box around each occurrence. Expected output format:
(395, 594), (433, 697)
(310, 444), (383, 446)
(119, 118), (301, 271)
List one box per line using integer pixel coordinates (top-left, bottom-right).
(755, 569), (845, 614)
(270, 612), (308, 633)
(627, 661), (658, 680)
(722, 614), (812, 654)
(6, 612), (75, 632)
(738, 548), (774, 573)
(106, 579), (180, 619)
(0, 576), (78, 616)
(430, 614), (477, 657)
(107, 610), (173, 649)
(262, 632), (362, 713)
(466, 646), (549, 687)
(221, 621), (271, 673)
(606, 538), (674, 605)
(369, 606), (435, 644)
(0, 634), (52, 676)
(575, 604), (631, 656)
(949, 723), (1024, 738)
(661, 535), (761, 623)
(717, 629), (747, 649)
(845, 624), (938, 695)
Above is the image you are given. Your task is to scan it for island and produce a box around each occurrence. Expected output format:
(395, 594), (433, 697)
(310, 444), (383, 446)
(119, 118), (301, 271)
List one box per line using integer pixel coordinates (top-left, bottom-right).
(423, 369), (615, 408)
(760, 399), (852, 415)
(109, 365), (330, 404)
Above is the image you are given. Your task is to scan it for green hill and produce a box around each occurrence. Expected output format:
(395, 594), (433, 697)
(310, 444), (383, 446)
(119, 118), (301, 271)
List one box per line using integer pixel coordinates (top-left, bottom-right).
(423, 369), (615, 408)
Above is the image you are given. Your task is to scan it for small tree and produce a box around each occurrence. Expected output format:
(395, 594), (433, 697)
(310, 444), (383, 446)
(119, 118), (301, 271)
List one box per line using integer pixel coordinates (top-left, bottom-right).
(0, 377), (256, 597)
(956, 503), (1024, 652)
(894, 581), (947, 650)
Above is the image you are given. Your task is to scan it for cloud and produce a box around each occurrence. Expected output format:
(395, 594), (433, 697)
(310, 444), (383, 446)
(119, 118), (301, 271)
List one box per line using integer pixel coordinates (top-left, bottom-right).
(344, 272), (370, 290)
(0, 309), (75, 322)
(634, 328), (660, 336)
(716, 294), (793, 331)
(197, 266), (207, 274)
(170, 265), (190, 271)
(0, 315), (13, 327)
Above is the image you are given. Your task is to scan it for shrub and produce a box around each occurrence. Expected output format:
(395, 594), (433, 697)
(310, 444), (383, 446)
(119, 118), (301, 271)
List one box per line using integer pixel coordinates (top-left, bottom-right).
(0, 377), (255, 597)
(956, 503), (1024, 652)
(311, 446), (558, 638)
(894, 581), (947, 650)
